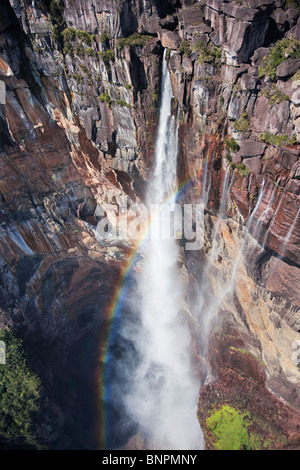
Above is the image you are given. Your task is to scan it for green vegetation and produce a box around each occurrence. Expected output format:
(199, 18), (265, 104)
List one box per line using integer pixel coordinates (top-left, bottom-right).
(62, 27), (97, 57)
(178, 40), (191, 57)
(49, 0), (66, 43)
(76, 30), (96, 46)
(261, 86), (290, 104)
(62, 26), (77, 43)
(75, 43), (85, 58)
(258, 38), (300, 81)
(259, 131), (297, 147)
(80, 64), (88, 73)
(151, 87), (159, 109)
(234, 112), (250, 132)
(225, 137), (240, 153)
(99, 32), (111, 43)
(291, 69), (300, 82)
(99, 49), (115, 64)
(227, 158), (251, 177)
(194, 40), (222, 65)
(117, 99), (132, 109)
(229, 347), (266, 367)
(99, 92), (113, 108)
(206, 405), (261, 450)
(0, 329), (42, 448)
(116, 33), (153, 50)
(72, 73), (84, 84)
(86, 47), (97, 57)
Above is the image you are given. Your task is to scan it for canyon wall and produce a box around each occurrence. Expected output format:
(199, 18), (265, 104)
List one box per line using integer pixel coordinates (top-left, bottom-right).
(0, 0), (299, 449)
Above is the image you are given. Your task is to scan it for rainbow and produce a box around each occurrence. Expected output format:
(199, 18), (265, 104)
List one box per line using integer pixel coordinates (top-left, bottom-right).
(96, 177), (196, 449)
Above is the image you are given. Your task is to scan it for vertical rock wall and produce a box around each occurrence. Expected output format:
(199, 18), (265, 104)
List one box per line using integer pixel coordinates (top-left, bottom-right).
(0, 0), (299, 450)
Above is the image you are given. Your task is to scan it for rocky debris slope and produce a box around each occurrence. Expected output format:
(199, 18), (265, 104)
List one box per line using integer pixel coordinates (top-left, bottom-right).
(0, 0), (299, 450)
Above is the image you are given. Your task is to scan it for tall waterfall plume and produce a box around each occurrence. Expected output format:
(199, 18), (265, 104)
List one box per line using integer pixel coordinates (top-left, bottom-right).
(123, 51), (204, 450)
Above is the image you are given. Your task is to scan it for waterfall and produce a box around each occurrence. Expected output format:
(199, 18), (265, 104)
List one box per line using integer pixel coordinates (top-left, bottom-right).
(116, 51), (203, 450)
(273, 206), (300, 264)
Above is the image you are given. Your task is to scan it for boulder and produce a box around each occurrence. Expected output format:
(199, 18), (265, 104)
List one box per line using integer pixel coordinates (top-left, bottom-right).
(239, 140), (267, 157)
(191, 33), (209, 49)
(276, 58), (300, 78)
(222, 3), (259, 22)
(247, 0), (275, 6)
(286, 8), (299, 27)
(157, 30), (181, 50)
(286, 18), (300, 41)
(271, 8), (288, 27)
(239, 72), (258, 90)
(243, 156), (263, 174)
(250, 47), (270, 67)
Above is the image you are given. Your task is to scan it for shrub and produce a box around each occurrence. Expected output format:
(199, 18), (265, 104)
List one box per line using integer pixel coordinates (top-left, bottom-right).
(225, 137), (240, 153)
(100, 49), (115, 64)
(99, 32), (111, 43)
(258, 38), (300, 81)
(116, 33), (153, 50)
(261, 86), (290, 104)
(49, 0), (66, 43)
(99, 92), (113, 108)
(0, 329), (42, 447)
(75, 43), (85, 58)
(178, 40), (191, 57)
(234, 114), (250, 132)
(62, 27), (76, 42)
(117, 99), (132, 109)
(195, 41), (222, 65)
(86, 47), (97, 57)
(259, 131), (297, 147)
(76, 30), (95, 46)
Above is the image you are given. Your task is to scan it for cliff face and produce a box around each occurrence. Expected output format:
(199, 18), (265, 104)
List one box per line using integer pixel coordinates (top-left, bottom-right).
(0, 0), (299, 450)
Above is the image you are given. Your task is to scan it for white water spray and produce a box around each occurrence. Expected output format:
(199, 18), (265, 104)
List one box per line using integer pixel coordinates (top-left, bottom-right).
(124, 52), (203, 450)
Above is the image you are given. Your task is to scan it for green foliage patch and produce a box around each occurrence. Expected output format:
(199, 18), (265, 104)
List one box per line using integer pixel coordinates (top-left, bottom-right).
(116, 33), (153, 50)
(49, 0), (66, 43)
(225, 137), (240, 153)
(259, 131), (297, 147)
(99, 92), (113, 108)
(206, 405), (261, 450)
(234, 113), (250, 132)
(261, 86), (290, 104)
(258, 38), (300, 81)
(99, 49), (115, 64)
(194, 40), (222, 65)
(0, 329), (42, 448)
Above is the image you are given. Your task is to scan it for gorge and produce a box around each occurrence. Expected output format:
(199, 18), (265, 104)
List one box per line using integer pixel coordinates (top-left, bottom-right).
(0, 0), (299, 451)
